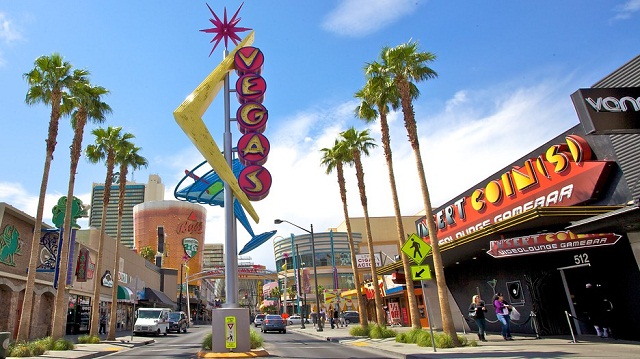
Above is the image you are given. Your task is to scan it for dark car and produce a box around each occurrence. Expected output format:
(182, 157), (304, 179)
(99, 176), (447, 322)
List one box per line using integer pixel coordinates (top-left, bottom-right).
(343, 311), (360, 324)
(168, 311), (188, 333)
(261, 314), (287, 333)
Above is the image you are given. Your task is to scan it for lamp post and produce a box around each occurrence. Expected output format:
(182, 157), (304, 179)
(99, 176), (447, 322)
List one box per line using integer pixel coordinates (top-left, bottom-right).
(179, 263), (184, 311)
(297, 254), (306, 329)
(275, 219), (323, 332)
(299, 261), (308, 329)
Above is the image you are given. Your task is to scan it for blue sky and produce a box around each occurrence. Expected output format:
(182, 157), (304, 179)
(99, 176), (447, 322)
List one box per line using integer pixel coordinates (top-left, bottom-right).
(1, 1), (639, 270)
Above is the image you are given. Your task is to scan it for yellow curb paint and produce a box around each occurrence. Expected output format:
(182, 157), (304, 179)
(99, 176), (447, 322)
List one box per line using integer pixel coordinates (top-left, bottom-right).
(197, 349), (269, 358)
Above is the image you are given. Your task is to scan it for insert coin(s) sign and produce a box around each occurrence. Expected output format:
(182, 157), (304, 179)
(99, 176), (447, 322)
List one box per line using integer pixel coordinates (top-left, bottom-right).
(401, 233), (432, 265)
(225, 316), (237, 349)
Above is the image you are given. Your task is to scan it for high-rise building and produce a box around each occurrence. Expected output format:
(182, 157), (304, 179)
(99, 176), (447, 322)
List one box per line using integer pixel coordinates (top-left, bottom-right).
(89, 174), (165, 249)
(203, 243), (224, 269)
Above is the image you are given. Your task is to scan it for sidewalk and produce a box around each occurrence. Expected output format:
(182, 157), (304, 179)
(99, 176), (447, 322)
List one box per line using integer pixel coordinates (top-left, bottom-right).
(7, 330), (154, 359)
(286, 324), (640, 358)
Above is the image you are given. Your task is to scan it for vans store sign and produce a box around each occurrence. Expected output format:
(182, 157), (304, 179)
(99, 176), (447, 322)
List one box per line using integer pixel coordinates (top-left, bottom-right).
(571, 87), (640, 134)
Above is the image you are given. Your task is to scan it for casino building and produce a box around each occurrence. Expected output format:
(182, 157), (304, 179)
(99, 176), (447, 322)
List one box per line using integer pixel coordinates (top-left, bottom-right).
(377, 55), (640, 340)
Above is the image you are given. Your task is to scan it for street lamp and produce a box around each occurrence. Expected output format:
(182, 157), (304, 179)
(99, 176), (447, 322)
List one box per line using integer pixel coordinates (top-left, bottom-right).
(179, 263), (184, 311)
(296, 250), (306, 330)
(275, 219), (323, 332)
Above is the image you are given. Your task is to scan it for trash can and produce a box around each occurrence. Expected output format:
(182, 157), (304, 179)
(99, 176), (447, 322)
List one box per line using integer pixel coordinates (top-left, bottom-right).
(0, 332), (10, 359)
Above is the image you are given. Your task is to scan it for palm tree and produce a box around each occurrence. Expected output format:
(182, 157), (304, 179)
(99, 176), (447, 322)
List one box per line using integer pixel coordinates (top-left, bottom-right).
(18, 53), (89, 341)
(107, 143), (147, 340)
(339, 127), (385, 326)
(320, 140), (368, 328)
(51, 82), (112, 340)
(355, 63), (423, 329)
(85, 126), (135, 336)
(380, 41), (460, 344)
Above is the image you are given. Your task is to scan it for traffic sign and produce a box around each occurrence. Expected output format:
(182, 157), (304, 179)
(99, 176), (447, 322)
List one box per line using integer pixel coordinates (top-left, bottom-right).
(225, 316), (237, 349)
(401, 233), (432, 265)
(411, 265), (432, 281)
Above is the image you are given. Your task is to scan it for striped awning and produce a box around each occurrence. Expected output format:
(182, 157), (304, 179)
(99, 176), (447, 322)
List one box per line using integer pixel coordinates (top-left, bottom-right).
(117, 285), (134, 302)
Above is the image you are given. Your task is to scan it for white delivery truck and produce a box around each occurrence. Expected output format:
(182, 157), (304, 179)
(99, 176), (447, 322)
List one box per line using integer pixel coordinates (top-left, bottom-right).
(133, 308), (171, 336)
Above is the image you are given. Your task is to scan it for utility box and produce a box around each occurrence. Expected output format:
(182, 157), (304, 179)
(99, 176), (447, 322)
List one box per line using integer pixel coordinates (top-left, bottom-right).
(0, 332), (11, 359)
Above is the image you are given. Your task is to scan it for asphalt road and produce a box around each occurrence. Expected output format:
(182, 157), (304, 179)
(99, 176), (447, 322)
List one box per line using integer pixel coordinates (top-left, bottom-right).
(100, 325), (399, 359)
(260, 330), (399, 359)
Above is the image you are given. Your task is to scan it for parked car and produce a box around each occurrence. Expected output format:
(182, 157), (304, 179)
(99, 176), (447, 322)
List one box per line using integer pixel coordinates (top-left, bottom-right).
(343, 311), (360, 324)
(167, 311), (188, 333)
(261, 314), (287, 333)
(287, 315), (302, 325)
(253, 313), (266, 327)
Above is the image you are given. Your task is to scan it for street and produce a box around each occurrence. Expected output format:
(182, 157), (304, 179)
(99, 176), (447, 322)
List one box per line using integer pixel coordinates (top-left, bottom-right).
(100, 325), (399, 359)
(260, 330), (399, 359)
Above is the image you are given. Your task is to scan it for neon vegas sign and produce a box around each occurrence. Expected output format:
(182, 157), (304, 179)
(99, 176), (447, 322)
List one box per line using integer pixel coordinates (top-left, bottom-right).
(416, 135), (613, 244)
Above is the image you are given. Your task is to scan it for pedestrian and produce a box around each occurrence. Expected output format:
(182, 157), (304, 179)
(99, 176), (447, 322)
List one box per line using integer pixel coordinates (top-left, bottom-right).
(494, 293), (513, 340)
(333, 307), (339, 328)
(585, 283), (613, 338)
(468, 294), (488, 342)
(339, 310), (346, 327)
(329, 306), (335, 329)
(99, 312), (107, 334)
(311, 311), (318, 328)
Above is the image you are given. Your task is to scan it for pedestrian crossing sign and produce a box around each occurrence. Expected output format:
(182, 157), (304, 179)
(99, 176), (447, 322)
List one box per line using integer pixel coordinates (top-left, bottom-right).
(411, 264), (432, 281)
(225, 316), (237, 349)
(401, 233), (431, 265)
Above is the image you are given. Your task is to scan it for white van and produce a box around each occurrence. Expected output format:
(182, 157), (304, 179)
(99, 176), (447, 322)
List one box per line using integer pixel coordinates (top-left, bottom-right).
(133, 308), (171, 336)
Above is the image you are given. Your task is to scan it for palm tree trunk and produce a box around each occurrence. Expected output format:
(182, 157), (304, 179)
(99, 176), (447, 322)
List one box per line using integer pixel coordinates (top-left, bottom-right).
(336, 164), (368, 328)
(107, 166), (128, 340)
(51, 113), (87, 340)
(89, 162), (114, 336)
(379, 112), (422, 329)
(399, 79), (459, 345)
(17, 93), (62, 341)
(353, 153), (385, 325)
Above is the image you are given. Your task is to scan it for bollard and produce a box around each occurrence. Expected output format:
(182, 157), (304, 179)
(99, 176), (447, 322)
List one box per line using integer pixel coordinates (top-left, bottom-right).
(0, 332), (10, 359)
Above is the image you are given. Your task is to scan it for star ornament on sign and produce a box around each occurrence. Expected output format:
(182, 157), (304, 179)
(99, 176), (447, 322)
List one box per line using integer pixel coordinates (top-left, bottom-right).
(200, 2), (252, 56)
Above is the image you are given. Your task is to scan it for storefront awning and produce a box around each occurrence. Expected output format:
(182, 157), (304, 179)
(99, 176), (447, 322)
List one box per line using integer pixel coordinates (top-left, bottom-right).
(340, 288), (363, 298)
(567, 199), (640, 233)
(377, 205), (622, 274)
(117, 285), (134, 302)
(142, 288), (176, 309)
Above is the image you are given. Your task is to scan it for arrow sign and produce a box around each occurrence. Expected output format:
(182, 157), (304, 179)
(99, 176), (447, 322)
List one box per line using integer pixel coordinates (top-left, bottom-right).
(411, 265), (432, 281)
(401, 233), (432, 265)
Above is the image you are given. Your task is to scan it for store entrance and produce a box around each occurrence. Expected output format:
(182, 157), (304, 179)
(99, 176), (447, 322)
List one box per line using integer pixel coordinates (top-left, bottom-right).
(558, 260), (609, 336)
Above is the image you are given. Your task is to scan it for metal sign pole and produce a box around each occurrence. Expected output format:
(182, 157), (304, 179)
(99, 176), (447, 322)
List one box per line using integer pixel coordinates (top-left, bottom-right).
(421, 281), (437, 352)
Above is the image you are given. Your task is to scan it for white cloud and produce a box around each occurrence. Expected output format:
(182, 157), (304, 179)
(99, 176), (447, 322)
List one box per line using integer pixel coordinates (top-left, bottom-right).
(0, 13), (22, 43)
(322, 0), (422, 37)
(613, 0), (640, 19)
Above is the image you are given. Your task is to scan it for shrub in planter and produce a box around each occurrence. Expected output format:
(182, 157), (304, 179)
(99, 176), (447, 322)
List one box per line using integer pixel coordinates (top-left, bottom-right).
(8, 343), (31, 357)
(201, 330), (263, 350)
(416, 331), (432, 347)
(52, 338), (75, 351)
(349, 325), (370, 337)
(78, 335), (101, 344)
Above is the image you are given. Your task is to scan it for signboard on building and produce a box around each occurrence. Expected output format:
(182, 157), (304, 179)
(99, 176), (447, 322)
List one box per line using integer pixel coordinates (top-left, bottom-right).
(415, 135), (613, 246)
(355, 253), (382, 268)
(486, 231), (621, 258)
(571, 87), (640, 135)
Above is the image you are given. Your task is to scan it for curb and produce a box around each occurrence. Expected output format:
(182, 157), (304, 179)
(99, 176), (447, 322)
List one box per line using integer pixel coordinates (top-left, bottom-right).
(197, 349), (269, 358)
